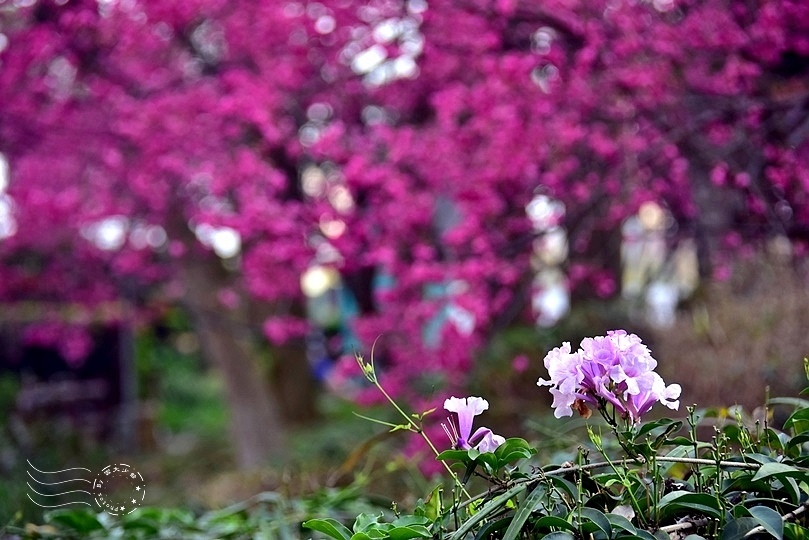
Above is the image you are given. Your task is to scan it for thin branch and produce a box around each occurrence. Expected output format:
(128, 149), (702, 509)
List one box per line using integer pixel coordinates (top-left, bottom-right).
(456, 456), (761, 508)
(655, 456), (760, 470)
(659, 516), (712, 534)
(743, 500), (809, 538)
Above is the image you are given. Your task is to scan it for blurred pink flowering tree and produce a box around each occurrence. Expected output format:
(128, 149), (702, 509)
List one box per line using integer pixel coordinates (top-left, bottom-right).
(0, 0), (807, 465)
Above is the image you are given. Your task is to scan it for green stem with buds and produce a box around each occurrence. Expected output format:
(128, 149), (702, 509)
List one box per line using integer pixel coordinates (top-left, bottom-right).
(355, 348), (472, 500)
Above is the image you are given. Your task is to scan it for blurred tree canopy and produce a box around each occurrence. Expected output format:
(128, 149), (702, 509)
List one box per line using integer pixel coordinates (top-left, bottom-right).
(0, 0), (807, 466)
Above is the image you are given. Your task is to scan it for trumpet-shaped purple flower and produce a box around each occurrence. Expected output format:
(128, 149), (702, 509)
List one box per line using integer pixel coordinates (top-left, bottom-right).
(537, 330), (681, 423)
(443, 396), (505, 453)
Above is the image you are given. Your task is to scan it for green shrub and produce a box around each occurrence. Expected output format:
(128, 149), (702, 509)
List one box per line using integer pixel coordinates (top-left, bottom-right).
(304, 344), (809, 540)
(9, 337), (809, 540)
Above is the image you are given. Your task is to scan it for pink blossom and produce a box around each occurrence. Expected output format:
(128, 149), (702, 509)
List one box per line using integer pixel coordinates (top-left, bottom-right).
(512, 354), (529, 373)
(261, 316), (309, 344)
(442, 396), (505, 453)
(537, 331), (681, 423)
(0, 0), (806, 416)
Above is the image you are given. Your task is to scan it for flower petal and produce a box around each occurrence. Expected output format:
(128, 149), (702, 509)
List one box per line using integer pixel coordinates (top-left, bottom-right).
(469, 427), (505, 453)
(444, 396), (489, 441)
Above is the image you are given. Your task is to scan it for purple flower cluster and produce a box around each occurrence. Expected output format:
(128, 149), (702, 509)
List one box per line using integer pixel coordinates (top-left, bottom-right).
(537, 330), (681, 423)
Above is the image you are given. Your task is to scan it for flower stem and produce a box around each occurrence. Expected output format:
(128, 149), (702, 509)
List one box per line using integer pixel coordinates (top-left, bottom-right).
(358, 348), (472, 499)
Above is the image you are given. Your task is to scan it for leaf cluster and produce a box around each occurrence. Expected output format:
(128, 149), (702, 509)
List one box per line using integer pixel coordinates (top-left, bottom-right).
(16, 364), (809, 540)
(4, 486), (388, 539)
(308, 361), (809, 540)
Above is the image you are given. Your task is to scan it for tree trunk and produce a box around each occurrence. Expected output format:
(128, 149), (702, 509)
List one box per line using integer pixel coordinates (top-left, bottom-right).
(247, 299), (319, 425)
(179, 250), (287, 468)
(686, 153), (746, 278)
(271, 331), (319, 424)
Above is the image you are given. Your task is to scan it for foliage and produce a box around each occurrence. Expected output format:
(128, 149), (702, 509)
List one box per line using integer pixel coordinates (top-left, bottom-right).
(8, 338), (809, 538)
(3, 485), (391, 539)
(0, 0), (808, 404)
(136, 326), (228, 439)
(304, 344), (809, 539)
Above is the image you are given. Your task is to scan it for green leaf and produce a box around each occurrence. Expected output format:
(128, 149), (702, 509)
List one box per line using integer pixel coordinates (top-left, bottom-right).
(426, 491), (442, 521)
(542, 533), (576, 540)
(387, 525), (432, 540)
(494, 437), (533, 456)
(302, 518), (353, 540)
(532, 516), (577, 533)
(577, 507), (611, 537)
(744, 453), (778, 465)
(391, 516), (430, 528)
(630, 530), (661, 540)
(448, 483), (527, 540)
(549, 476), (579, 502)
(634, 418), (681, 441)
(665, 436), (697, 446)
(751, 462), (805, 482)
(606, 513), (637, 535)
(768, 398), (809, 409)
(783, 477), (802, 504)
(738, 496), (795, 508)
(723, 473), (763, 495)
(764, 429), (786, 452)
(476, 452), (499, 473)
(723, 424), (744, 442)
(501, 483), (548, 540)
(494, 438), (537, 467)
(788, 454), (809, 467)
(786, 432), (809, 449)
(353, 513), (385, 533)
(652, 421), (684, 449)
(785, 408), (809, 435)
(784, 522), (809, 540)
(436, 449), (470, 462)
(45, 510), (105, 533)
(683, 535), (709, 540)
(473, 517), (513, 539)
(415, 486), (442, 521)
(117, 515), (161, 536)
(656, 491), (723, 521)
(748, 506), (783, 539)
(721, 517), (759, 540)
(461, 459), (478, 485)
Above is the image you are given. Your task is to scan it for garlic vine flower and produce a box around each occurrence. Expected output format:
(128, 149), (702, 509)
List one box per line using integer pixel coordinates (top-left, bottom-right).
(442, 396), (505, 453)
(537, 330), (681, 423)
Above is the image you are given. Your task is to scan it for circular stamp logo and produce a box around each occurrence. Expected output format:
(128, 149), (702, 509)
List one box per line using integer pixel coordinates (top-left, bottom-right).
(91, 463), (145, 515)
